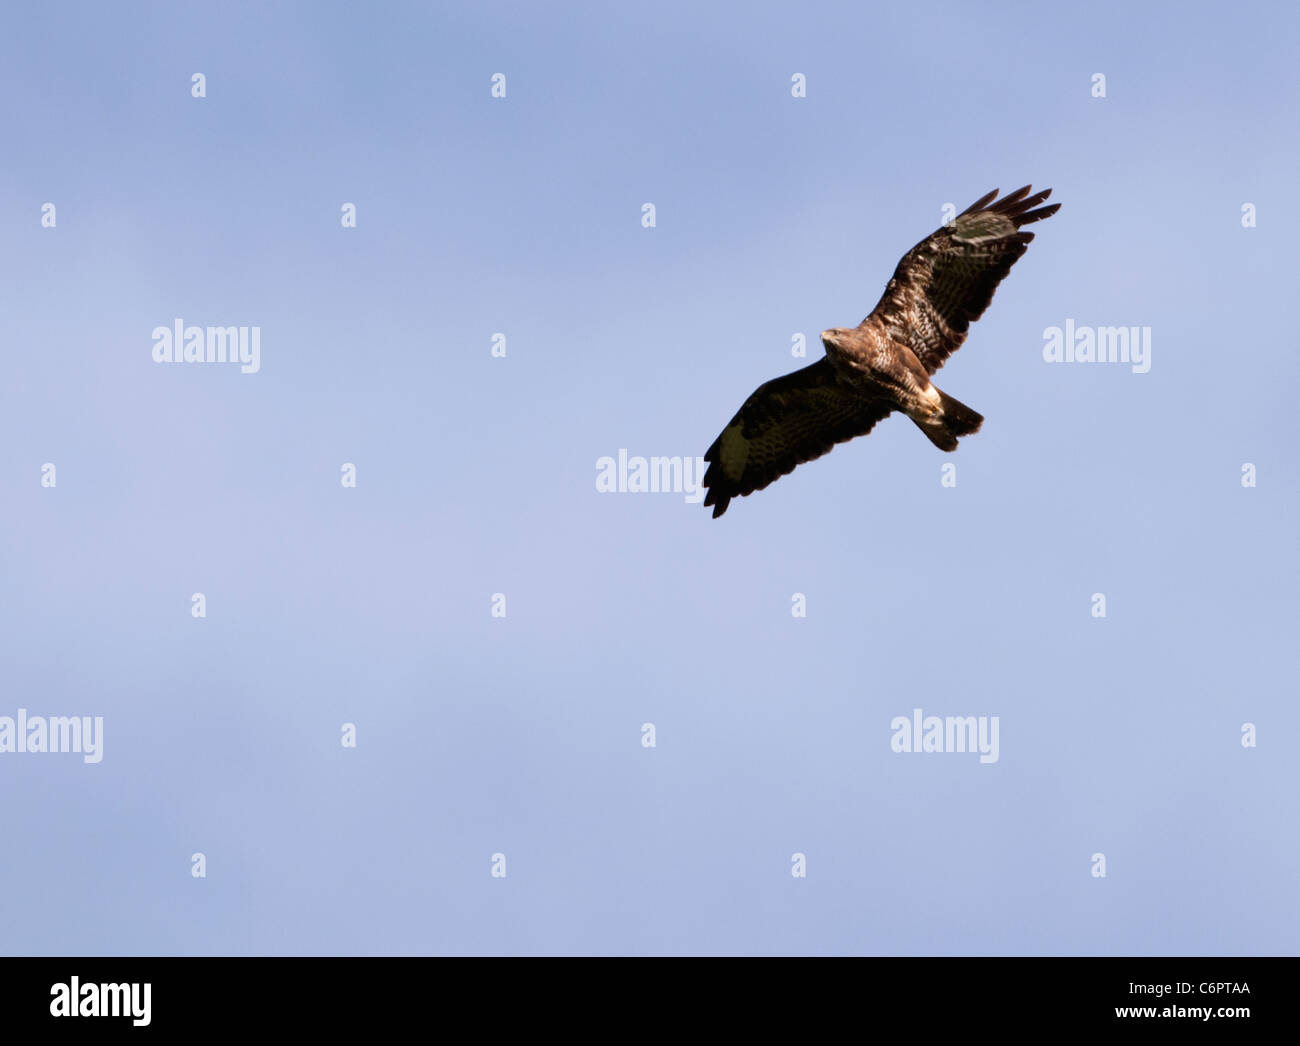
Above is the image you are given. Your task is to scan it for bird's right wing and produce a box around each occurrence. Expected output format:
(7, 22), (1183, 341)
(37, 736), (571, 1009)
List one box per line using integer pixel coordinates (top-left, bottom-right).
(702, 359), (893, 518)
(863, 186), (1060, 375)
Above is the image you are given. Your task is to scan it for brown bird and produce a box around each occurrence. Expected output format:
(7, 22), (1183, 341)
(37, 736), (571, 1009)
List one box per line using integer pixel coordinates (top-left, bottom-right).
(702, 186), (1060, 518)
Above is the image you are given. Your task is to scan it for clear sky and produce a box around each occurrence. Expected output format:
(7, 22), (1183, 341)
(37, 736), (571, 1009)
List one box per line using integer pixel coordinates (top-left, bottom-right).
(1, 1), (1296, 955)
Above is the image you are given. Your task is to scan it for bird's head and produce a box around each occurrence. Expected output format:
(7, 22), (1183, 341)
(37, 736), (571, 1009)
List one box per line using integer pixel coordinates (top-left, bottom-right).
(821, 327), (850, 348)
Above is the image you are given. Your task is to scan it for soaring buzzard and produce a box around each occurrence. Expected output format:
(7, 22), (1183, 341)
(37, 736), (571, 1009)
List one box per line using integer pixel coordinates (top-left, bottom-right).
(702, 186), (1060, 518)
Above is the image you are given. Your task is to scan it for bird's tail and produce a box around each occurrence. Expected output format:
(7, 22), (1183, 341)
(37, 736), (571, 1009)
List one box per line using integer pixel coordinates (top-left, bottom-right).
(917, 390), (984, 451)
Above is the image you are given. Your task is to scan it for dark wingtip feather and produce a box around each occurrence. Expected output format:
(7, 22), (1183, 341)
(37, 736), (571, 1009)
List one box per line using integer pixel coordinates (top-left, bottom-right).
(990, 185), (1033, 211)
(965, 185), (1061, 225)
(1017, 201), (1061, 226)
(959, 188), (999, 216)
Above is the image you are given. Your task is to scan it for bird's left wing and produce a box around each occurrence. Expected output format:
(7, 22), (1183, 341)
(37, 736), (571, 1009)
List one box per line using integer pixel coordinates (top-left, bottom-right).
(863, 185), (1060, 375)
(702, 358), (893, 518)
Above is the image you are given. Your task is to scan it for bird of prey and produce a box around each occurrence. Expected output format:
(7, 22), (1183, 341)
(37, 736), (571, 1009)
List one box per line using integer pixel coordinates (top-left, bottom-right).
(701, 185), (1060, 518)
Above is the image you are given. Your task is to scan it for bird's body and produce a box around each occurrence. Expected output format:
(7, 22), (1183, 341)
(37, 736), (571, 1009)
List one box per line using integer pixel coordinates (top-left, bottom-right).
(701, 186), (1060, 518)
(823, 323), (931, 426)
(821, 322), (977, 453)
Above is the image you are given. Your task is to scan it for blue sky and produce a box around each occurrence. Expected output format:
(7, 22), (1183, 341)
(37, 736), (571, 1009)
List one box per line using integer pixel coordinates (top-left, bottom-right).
(0, 1), (1296, 955)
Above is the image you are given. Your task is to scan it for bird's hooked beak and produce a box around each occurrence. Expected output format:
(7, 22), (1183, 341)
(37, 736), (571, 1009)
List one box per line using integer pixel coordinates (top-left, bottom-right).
(821, 328), (841, 347)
